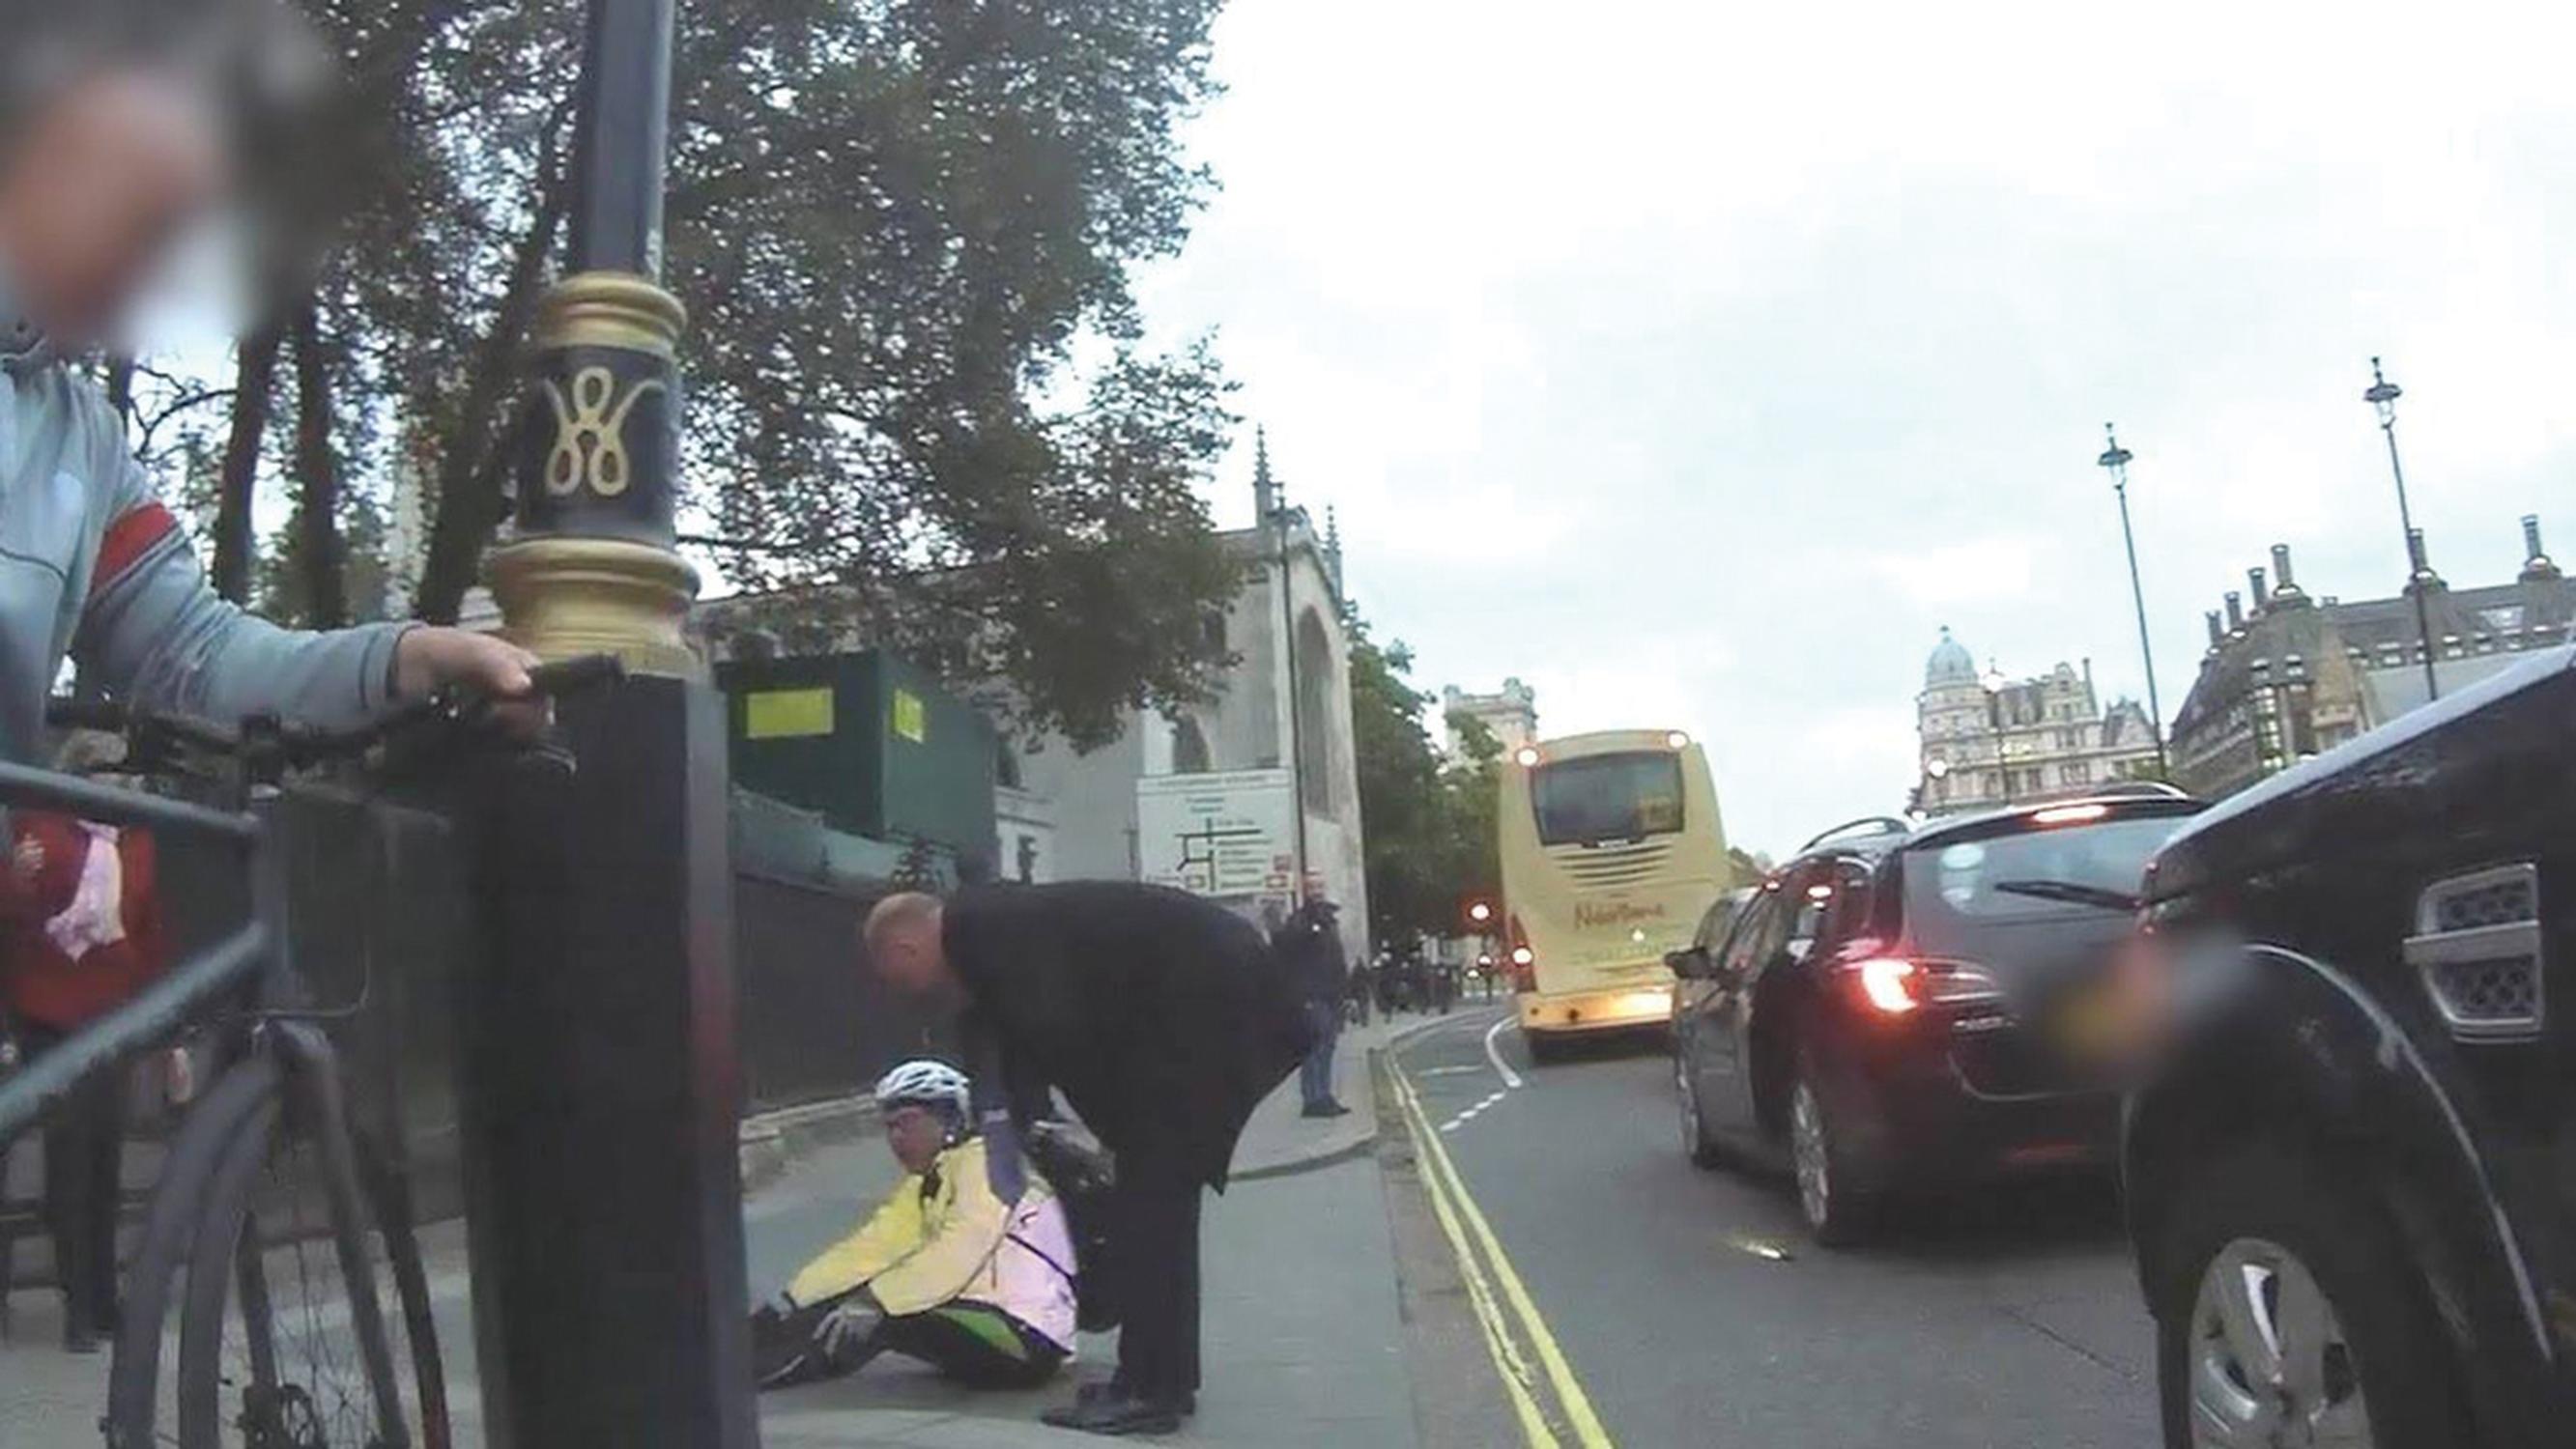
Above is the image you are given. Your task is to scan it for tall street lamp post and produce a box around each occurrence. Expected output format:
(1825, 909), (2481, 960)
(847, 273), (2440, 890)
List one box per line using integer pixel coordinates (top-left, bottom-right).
(2363, 357), (2443, 703)
(2094, 424), (2170, 781)
(463, 1), (758, 1444)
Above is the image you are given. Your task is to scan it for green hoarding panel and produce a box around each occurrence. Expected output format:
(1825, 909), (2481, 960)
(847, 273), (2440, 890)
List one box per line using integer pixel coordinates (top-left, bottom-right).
(715, 650), (996, 859)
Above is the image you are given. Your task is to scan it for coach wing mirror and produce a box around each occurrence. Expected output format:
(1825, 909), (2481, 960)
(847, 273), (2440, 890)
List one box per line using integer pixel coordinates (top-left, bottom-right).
(1665, 946), (1712, 980)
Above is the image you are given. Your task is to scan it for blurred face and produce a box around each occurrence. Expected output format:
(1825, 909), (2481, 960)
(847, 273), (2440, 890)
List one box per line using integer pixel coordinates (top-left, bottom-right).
(883, 1105), (948, 1175)
(0, 66), (230, 343)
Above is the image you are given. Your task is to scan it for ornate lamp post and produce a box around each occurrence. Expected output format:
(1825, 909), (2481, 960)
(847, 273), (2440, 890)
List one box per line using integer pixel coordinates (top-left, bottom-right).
(2363, 357), (2442, 702)
(460, 2), (757, 1443)
(2094, 424), (2170, 780)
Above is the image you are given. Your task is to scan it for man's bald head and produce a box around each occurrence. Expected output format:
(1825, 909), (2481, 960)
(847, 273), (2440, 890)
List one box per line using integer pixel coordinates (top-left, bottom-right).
(864, 892), (953, 1001)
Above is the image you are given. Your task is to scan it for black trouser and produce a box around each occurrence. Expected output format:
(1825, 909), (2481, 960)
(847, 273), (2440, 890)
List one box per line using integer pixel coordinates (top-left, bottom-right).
(1110, 1150), (1203, 1402)
(26, 1024), (125, 1329)
(753, 1293), (1065, 1391)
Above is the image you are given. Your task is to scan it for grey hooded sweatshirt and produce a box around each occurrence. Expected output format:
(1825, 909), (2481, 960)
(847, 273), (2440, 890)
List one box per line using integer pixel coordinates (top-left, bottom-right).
(0, 303), (410, 761)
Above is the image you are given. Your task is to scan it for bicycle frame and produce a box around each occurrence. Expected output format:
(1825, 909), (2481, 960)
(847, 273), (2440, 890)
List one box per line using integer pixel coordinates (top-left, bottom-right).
(0, 757), (272, 1151)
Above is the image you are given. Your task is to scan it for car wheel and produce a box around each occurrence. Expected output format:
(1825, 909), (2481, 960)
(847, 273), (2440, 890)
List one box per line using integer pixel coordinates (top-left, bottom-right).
(2151, 1144), (2465, 1449)
(1524, 1032), (1562, 1065)
(1789, 1056), (1875, 1247)
(1674, 1043), (1721, 1169)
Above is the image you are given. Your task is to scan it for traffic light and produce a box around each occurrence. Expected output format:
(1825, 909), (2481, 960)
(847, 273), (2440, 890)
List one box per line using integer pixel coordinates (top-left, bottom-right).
(1462, 896), (1496, 929)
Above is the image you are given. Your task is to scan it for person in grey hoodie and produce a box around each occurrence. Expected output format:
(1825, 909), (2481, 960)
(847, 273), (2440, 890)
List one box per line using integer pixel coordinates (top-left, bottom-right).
(0, 4), (534, 783)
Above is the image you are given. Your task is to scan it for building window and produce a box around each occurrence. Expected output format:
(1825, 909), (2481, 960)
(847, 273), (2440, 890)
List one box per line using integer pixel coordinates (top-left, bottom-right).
(1294, 609), (1336, 815)
(994, 740), (1023, 791)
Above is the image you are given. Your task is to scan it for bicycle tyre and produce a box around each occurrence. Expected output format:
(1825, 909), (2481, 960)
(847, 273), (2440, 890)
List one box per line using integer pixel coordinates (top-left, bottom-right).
(176, 1069), (449, 1449)
(104, 1055), (285, 1449)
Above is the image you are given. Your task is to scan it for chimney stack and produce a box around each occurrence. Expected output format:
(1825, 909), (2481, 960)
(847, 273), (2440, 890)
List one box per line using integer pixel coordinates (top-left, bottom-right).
(2521, 514), (2561, 582)
(2224, 591), (2245, 631)
(2205, 610), (2224, 648)
(2247, 566), (2269, 611)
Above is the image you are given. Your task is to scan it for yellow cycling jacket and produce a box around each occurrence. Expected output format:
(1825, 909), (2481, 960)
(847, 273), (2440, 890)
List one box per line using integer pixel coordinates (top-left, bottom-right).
(785, 1137), (1079, 1350)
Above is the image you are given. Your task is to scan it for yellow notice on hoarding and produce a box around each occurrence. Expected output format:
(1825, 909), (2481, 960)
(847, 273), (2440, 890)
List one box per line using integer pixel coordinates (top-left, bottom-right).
(745, 687), (835, 740)
(891, 688), (928, 743)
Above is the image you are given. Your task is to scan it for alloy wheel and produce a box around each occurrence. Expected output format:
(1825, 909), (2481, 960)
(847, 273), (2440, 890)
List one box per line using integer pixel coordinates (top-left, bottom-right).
(1789, 1079), (1832, 1229)
(2185, 1236), (2373, 1447)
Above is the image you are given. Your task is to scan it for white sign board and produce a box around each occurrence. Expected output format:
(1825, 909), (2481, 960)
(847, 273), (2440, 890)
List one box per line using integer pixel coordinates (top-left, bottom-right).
(1136, 769), (1297, 899)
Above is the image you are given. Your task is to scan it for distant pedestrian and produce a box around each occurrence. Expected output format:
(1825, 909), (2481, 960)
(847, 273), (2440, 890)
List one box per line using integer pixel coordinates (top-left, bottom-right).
(1273, 874), (1349, 1120)
(1, 732), (171, 1353)
(862, 883), (1312, 1436)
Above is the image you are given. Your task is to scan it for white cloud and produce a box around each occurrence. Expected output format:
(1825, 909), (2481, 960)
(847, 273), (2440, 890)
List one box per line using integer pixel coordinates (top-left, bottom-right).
(1143, 0), (2576, 856)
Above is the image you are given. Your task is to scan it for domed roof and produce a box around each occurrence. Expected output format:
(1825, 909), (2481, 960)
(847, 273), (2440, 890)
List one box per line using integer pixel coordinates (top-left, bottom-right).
(1925, 627), (1977, 685)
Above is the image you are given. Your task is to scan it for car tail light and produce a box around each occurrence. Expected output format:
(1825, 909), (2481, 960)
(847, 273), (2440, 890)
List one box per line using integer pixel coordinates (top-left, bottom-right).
(1843, 955), (2003, 1015)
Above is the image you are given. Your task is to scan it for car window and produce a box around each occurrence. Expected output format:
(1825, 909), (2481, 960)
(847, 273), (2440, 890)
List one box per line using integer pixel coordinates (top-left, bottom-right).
(1693, 895), (1740, 952)
(1813, 863), (1876, 952)
(1718, 892), (1783, 979)
(1906, 817), (2177, 921)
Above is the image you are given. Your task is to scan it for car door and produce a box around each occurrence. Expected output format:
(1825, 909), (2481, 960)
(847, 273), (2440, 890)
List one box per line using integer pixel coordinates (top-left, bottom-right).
(1674, 896), (1743, 1098)
(1700, 885), (1794, 1142)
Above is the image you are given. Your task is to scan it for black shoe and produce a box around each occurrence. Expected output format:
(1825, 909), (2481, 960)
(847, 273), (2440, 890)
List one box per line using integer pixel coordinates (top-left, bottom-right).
(1075, 1381), (1194, 1415)
(1043, 1388), (1188, 1435)
(1301, 1100), (1351, 1119)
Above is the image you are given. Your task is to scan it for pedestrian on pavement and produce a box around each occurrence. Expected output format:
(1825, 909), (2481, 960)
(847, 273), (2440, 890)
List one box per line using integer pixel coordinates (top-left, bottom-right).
(862, 883), (1313, 1436)
(751, 1060), (1078, 1393)
(0, 731), (171, 1352)
(1347, 957), (1374, 1027)
(1273, 873), (1350, 1120)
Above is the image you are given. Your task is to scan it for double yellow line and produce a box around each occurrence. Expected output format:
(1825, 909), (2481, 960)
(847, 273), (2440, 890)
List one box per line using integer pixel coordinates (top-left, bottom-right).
(1388, 1061), (1614, 1449)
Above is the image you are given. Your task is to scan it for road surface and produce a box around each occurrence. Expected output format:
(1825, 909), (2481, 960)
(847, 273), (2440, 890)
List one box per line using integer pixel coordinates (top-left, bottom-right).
(1388, 1005), (2161, 1448)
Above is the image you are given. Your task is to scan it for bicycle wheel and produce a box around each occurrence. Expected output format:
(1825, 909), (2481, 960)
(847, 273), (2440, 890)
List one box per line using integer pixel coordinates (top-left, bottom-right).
(106, 1055), (287, 1449)
(175, 1065), (448, 1449)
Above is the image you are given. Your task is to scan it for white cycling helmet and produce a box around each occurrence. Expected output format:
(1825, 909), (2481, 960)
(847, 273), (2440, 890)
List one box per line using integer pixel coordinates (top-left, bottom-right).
(873, 1059), (972, 1122)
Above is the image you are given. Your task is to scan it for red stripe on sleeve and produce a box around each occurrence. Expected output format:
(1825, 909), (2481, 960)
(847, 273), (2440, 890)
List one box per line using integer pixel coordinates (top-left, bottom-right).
(91, 502), (178, 599)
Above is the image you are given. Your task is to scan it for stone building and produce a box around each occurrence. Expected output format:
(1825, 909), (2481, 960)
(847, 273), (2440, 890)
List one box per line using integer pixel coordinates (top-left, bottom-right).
(2168, 518), (2575, 798)
(1913, 628), (2162, 817)
(1441, 677), (1538, 755)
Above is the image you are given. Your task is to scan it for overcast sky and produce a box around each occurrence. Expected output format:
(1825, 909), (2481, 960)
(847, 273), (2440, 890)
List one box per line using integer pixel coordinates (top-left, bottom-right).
(1131, 0), (2576, 858)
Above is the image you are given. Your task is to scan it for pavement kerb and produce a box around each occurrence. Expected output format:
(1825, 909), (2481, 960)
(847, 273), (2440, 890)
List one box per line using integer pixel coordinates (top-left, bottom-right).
(742, 1094), (879, 1193)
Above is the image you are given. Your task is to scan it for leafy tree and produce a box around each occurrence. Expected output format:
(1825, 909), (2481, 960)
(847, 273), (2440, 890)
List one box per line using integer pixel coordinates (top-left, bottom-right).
(1348, 616), (1503, 949)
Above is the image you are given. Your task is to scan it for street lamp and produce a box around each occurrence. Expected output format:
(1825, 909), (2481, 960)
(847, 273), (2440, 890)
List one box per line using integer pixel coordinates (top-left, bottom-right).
(468, 2), (758, 1444)
(2094, 424), (2171, 781)
(2363, 357), (2442, 702)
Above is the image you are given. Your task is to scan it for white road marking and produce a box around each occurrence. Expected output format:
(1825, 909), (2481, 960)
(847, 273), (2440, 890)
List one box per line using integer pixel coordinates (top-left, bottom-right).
(1482, 1014), (1527, 1090)
(1416, 1064), (1485, 1077)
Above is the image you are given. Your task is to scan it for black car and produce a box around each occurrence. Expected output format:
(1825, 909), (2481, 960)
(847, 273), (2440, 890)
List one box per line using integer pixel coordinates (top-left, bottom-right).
(2124, 648), (2576, 1449)
(1671, 789), (2204, 1244)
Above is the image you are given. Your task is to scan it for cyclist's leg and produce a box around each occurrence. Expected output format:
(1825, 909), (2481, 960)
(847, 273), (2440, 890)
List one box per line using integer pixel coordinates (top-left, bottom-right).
(877, 1303), (1066, 1389)
(753, 1288), (887, 1390)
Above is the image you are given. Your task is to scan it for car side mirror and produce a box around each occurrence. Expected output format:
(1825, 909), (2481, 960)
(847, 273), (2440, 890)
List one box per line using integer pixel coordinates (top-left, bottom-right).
(1665, 947), (1711, 980)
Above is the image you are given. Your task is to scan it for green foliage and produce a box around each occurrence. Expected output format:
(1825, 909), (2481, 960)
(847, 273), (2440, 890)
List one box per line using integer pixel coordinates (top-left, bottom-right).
(117, 0), (1242, 745)
(1348, 614), (1502, 948)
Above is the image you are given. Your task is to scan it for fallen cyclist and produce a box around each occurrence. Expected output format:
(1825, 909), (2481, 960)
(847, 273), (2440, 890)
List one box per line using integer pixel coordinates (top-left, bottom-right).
(752, 1060), (1079, 1392)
